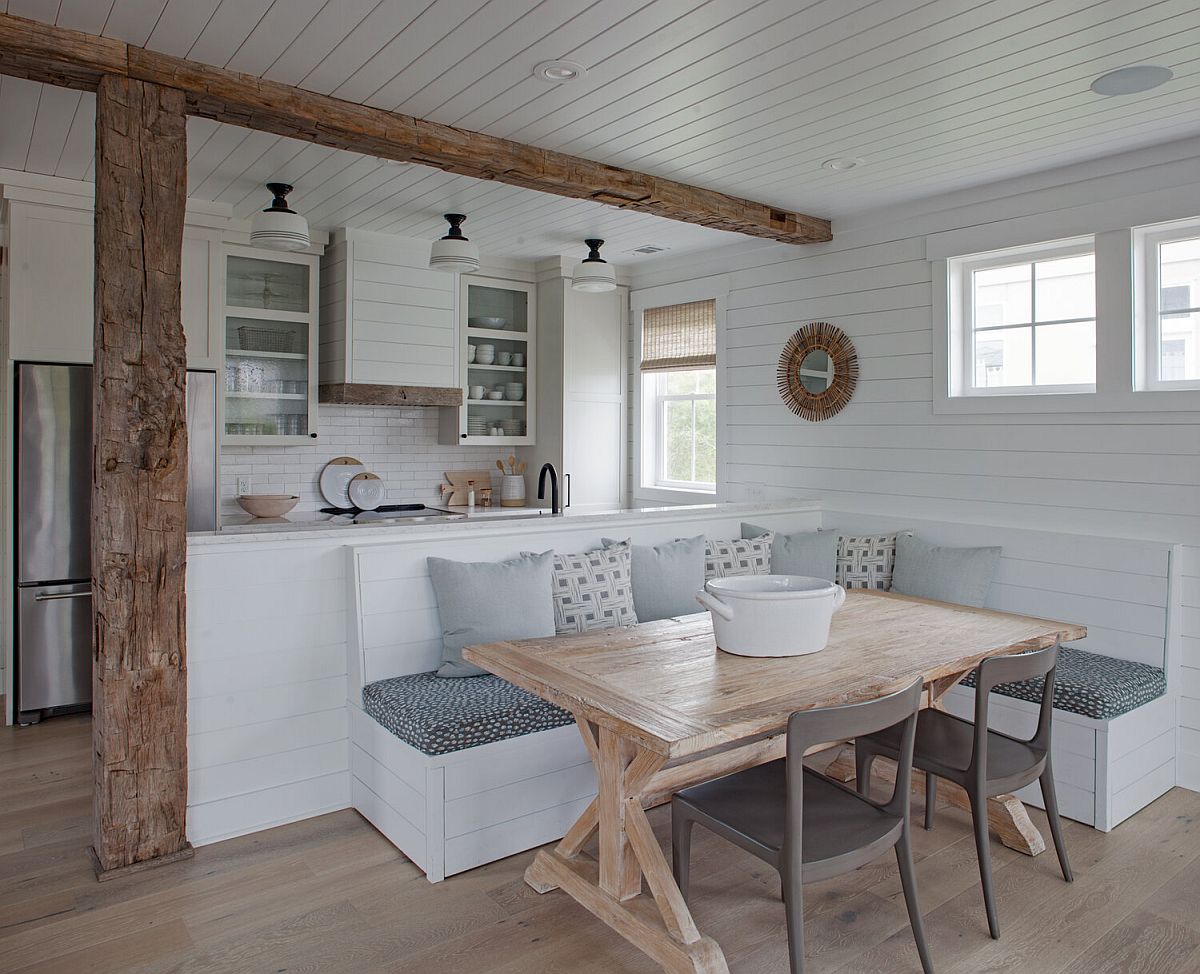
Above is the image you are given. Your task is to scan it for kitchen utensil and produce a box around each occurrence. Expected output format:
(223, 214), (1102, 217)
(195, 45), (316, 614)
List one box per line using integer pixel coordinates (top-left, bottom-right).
(469, 316), (507, 329)
(507, 454), (517, 474)
(500, 474), (526, 507)
(236, 494), (299, 518)
(497, 351), (513, 366)
(348, 472), (385, 511)
(319, 456), (365, 508)
(695, 575), (847, 657)
(444, 469), (496, 506)
(496, 459), (506, 473)
(518, 461), (526, 474)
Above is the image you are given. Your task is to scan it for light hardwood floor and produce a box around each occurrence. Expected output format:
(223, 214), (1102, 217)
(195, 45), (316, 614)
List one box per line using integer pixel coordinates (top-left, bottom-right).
(3, 714), (1200, 974)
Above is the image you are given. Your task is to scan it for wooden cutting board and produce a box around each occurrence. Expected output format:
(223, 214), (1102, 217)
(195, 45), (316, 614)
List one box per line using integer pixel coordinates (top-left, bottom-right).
(443, 469), (495, 506)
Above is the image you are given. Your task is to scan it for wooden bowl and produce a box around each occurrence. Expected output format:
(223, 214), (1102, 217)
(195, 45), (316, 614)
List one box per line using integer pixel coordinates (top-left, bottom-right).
(237, 494), (299, 518)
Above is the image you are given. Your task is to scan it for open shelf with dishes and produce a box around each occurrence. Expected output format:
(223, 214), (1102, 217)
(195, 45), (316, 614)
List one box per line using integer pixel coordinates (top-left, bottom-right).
(440, 276), (536, 445)
(221, 246), (320, 444)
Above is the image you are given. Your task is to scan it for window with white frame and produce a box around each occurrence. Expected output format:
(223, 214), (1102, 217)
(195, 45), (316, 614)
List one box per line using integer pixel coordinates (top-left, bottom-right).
(1139, 222), (1200, 388)
(639, 299), (716, 493)
(949, 241), (1096, 396)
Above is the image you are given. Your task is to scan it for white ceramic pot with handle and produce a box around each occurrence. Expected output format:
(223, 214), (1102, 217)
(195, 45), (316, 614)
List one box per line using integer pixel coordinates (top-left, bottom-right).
(695, 575), (847, 657)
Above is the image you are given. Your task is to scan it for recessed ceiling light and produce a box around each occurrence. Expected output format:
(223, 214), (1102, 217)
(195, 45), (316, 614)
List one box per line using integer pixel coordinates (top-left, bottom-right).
(822, 157), (864, 172)
(1090, 65), (1173, 96)
(533, 59), (587, 84)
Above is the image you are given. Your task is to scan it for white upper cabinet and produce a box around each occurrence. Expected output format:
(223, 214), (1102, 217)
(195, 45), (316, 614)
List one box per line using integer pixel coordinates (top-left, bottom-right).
(5, 200), (222, 369)
(320, 228), (459, 389)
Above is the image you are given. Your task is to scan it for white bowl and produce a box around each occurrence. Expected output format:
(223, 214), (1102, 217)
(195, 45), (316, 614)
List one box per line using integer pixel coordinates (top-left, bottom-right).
(696, 574), (846, 657)
(486, 391), (506, 400)
(237, 494), (299, 518)
(469, 316), (507, 329)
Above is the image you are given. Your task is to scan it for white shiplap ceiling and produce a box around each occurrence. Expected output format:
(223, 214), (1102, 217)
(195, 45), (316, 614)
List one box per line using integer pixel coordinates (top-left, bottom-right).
(1, 0), (1198, 264)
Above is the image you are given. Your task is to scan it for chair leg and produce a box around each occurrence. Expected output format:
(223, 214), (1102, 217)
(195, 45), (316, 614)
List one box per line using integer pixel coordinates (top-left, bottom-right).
(969, 789), (1001, 939)
(924, 772), (937, 831)
(854, 745), (875, 798)
(782, 866), (806, 974)
(671, 810), (694, 903)
(1039, 762), (1074, 883)
(895, 825), (934, 974)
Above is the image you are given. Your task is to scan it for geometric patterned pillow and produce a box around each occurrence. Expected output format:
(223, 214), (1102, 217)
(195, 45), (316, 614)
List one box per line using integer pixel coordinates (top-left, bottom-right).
(705, 534), (773, 581)
(551, 543), (638, 634)
(836, 534), (897, 590)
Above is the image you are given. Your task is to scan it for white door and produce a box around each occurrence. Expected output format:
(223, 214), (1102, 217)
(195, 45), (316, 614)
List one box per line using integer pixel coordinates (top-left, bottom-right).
(562, 288), (626, 510)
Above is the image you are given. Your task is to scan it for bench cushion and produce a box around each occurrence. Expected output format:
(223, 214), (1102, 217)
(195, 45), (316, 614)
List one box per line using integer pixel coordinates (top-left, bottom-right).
(363, 672), (574, 756)
(960, 647), (1165, 720)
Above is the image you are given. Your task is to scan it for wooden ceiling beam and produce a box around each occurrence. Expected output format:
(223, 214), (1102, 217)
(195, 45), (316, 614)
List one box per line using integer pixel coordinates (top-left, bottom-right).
(0, 12), (831, 246)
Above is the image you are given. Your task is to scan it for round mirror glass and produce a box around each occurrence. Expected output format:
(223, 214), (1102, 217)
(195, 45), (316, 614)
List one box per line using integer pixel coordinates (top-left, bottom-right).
(798, 348), (834, 393)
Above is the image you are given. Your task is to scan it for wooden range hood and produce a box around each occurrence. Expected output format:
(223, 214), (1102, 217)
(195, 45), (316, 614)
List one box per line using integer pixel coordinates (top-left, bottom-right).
(318, 382), (463, 408)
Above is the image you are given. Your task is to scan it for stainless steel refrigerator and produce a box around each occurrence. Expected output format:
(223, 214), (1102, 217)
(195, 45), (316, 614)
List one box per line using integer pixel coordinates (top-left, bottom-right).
(14, 363), (218, 724)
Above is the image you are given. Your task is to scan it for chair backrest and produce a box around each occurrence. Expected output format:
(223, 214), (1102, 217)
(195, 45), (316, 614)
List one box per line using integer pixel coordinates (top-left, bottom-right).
(782, 677), (923, 884)
(786, 676), (924, 811)
(971, 643), (1059, 777)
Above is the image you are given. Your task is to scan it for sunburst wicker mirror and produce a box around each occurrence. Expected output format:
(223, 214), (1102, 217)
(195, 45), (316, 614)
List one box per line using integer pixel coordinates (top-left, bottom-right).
(776, 321), (858, 421)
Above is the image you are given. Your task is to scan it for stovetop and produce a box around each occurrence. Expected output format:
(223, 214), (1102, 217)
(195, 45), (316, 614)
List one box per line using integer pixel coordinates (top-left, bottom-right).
(317, 503), (459, 523)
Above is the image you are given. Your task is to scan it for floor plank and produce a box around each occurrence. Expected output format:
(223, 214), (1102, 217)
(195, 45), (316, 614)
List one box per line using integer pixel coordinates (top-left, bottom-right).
(1, 715), (1199, 973)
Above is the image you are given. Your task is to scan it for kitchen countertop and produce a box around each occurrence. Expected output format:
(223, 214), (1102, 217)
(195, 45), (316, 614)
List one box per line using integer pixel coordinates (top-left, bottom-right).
(188, 500), (820, 546)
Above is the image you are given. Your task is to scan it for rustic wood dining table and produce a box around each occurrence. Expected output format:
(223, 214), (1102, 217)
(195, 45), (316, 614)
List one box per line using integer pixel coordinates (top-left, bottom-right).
(464, 590), (1087, 974)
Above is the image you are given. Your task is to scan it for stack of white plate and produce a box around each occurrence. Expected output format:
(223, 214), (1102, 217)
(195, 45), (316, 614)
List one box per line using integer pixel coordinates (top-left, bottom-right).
(504, 382), (525, 401)
(467, 417), (489, 436)
(475, 344), (496, 365)
(501, 418), (525, 436)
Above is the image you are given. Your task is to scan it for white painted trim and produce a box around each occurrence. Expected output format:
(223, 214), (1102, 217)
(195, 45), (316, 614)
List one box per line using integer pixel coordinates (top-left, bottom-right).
(1135, 218), (1200, 392)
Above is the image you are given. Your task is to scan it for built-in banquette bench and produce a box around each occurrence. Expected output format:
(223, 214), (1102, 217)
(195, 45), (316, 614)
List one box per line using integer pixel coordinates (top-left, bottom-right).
(348, 508), (1181, 881)
(345, 505), (820, 882)
(828, 511), (1181, 833)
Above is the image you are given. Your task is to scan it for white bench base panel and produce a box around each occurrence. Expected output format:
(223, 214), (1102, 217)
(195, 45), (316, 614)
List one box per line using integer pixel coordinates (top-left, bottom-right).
(942, 685), (1176, 831)
(349, 703), (594, 882)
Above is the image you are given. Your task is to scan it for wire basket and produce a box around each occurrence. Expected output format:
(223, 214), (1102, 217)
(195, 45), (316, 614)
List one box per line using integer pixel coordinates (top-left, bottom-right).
(237, 325), (295, 354)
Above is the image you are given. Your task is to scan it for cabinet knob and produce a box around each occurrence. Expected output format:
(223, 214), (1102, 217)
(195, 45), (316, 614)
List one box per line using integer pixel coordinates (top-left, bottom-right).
(309, 432), (318, 438)
(461, 433), (467, 439)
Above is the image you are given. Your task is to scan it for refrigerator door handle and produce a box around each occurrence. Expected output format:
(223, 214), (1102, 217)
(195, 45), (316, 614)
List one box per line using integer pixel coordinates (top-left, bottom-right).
(34, 590), (93, 602)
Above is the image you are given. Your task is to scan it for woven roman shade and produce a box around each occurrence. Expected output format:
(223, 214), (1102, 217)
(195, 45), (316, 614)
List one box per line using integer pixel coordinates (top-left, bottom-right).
(640, 299), (716, 372)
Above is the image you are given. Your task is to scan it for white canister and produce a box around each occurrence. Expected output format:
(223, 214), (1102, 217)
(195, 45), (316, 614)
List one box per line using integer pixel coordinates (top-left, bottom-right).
(695, 575), (846, 657)
(500, 473), (526, 507)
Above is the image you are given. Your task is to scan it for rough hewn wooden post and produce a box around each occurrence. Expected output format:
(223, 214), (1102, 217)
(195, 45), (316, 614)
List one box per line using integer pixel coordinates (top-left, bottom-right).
(90, 73), (192, 878)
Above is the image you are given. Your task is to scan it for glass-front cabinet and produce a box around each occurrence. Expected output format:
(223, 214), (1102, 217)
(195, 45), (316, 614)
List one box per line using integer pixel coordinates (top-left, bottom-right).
(442, 276), (536, 445)
(222, 246), (319, 444)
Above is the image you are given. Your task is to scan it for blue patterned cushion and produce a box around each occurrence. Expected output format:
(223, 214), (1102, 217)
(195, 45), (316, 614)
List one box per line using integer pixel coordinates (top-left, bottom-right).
(362, 672), (573, 756)
(960, 647), (1165, 720)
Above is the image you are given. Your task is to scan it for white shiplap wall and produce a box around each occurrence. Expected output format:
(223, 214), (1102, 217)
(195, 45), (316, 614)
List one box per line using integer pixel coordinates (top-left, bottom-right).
(220, 405), (512, 514)
(631, 139), (1200, 787)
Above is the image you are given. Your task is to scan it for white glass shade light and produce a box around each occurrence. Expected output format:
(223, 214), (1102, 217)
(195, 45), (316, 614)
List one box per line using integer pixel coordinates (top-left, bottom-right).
(571, 238), (617, 292)
(428, 213), (480, 274)
(249, 183), (310, 252)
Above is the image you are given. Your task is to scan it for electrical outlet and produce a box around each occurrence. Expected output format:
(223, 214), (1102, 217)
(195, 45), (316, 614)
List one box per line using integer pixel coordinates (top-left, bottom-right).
(237, 476), (252, 496)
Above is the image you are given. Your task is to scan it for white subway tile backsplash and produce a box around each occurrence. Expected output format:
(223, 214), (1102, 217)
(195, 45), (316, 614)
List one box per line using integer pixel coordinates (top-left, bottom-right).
(221, 405), (507, 512)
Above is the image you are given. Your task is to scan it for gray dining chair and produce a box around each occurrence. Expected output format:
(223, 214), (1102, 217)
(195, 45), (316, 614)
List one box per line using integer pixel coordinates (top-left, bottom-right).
(855, 644), (1073, 940)
(671, 678), (933, 974)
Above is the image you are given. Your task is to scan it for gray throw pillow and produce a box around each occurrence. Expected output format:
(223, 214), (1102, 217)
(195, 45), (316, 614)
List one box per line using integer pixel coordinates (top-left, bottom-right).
(603, 535), (706, 623)
(429, 552), (555, 678)
(891, 533), (1001, 608)
(551, 543), (637, 634)
(742, 522), (838, 581)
